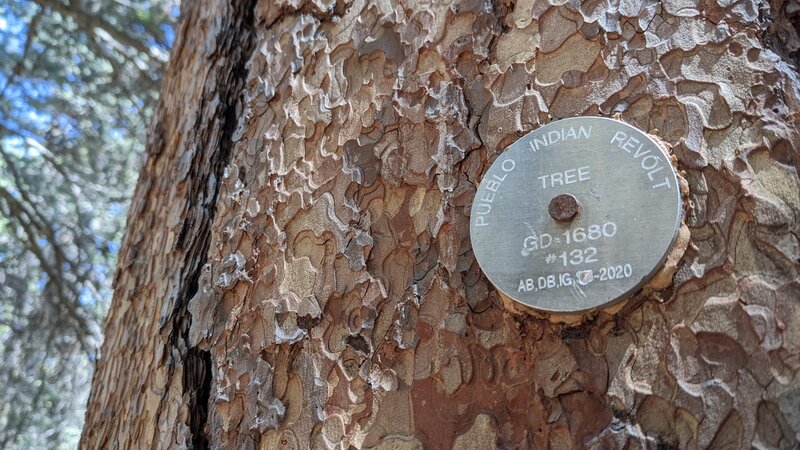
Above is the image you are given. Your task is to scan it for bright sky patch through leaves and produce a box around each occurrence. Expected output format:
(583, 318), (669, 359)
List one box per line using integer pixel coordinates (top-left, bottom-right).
(0, 1), (176, 447)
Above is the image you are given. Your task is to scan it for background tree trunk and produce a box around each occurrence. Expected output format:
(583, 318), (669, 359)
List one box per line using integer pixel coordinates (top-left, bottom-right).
(82, 0), (800, 448)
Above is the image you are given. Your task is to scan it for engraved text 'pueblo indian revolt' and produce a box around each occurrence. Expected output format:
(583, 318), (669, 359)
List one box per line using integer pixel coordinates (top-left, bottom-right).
(470, 116), (682, 314)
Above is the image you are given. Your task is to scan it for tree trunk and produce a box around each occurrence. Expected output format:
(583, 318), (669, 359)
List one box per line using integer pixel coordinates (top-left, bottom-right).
(82, 0), (800, 448)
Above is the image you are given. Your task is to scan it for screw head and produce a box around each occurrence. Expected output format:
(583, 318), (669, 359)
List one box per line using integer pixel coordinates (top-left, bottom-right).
(549, 194), (580, 222)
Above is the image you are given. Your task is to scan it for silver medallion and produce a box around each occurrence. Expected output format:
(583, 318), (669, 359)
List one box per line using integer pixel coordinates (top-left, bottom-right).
(470, 117), (682, 313)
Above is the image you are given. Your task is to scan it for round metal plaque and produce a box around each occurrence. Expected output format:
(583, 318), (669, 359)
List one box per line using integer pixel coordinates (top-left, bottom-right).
(470, 117), (682, 313)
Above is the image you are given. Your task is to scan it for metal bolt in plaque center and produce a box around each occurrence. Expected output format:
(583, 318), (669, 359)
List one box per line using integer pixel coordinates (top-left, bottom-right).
(470, 117), (682, 313)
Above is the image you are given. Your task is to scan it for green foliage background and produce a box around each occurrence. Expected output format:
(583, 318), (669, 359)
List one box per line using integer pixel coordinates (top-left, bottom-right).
(0, 1), (176, 447)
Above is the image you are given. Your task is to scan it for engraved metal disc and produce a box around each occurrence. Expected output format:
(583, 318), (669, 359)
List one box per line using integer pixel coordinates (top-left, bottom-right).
(470, 117), (682, 313)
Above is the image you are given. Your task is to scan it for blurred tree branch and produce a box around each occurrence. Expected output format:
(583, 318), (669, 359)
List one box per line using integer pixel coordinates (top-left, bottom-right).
(32, 0), (157, 59)
(0, 0), (177, 446)
(0, 10), (42, 97)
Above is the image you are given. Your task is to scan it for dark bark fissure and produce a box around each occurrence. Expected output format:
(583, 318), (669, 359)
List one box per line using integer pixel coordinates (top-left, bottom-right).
(184, 347), (214, 449)
(163, 1), (257, 448)
(764, 0), (800, 70)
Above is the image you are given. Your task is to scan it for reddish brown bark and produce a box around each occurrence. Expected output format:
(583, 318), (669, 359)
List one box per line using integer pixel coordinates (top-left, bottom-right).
(83, 0), (800, 448)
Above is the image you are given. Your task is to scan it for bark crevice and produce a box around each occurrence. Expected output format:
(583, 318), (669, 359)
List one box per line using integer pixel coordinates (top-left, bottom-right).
(764, 0), (800, 70)
(166, 1), (257, 447)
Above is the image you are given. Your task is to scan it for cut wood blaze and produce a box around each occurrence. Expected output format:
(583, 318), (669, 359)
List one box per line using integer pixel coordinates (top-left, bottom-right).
(82, 0), (800, 449)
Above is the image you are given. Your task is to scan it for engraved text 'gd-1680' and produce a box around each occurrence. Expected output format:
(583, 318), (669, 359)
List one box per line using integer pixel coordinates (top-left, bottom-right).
(470, 117), (682, 314)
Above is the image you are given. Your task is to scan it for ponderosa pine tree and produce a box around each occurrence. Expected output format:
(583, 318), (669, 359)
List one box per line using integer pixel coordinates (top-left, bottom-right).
(82, 0), (800, 448)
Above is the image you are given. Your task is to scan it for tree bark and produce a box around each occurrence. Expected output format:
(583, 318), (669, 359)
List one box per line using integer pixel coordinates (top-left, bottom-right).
(82, 0), (800, 448)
